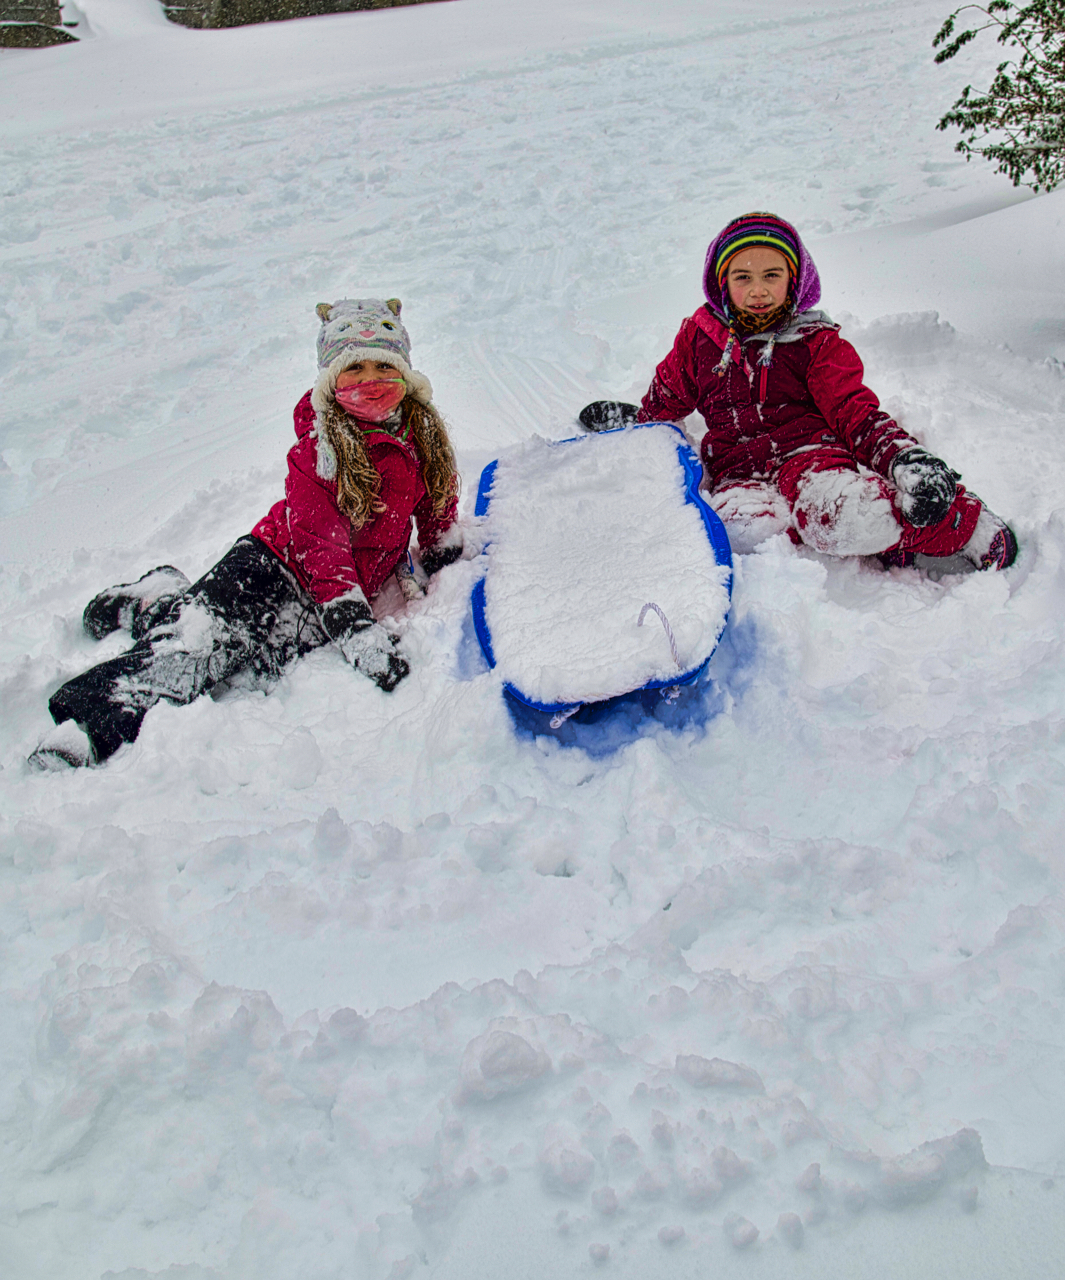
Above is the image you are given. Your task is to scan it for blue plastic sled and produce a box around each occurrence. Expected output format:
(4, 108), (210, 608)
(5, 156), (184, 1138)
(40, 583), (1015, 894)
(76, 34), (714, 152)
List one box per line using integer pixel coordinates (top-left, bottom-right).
(470, 422), (733, 732)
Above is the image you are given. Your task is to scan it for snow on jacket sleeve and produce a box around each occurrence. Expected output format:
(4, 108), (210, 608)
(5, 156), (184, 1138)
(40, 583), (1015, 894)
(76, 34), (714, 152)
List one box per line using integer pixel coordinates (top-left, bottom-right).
(281, 436), (367, 604)
(636, 316), (702, 423)
(804, 329), (917, 477)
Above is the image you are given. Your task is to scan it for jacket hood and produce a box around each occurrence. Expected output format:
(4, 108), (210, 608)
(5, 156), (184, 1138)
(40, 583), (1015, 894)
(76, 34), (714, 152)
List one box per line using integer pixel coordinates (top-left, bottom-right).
(703, 212), (822, 323)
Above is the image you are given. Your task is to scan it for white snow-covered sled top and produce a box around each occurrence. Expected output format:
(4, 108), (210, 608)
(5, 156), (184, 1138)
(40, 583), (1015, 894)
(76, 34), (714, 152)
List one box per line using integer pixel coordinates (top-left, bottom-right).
(471, 422), (733, 720)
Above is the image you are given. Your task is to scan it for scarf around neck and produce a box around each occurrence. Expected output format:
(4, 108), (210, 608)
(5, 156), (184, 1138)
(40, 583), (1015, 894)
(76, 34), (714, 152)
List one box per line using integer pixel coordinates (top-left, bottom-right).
(732, 301), (793, 336)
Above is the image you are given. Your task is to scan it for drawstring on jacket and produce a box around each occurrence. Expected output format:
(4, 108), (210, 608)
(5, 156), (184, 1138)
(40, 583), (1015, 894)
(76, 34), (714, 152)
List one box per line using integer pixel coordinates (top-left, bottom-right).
(713, 304), (790, 379)
(758, 332), (779, 367)
(712, 326), (738, 377)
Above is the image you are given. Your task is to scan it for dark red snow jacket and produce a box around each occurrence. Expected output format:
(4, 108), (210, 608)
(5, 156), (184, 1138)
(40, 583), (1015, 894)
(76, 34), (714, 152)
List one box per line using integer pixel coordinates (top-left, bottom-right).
(252, 392), (456, 605)
(637, 307), (918, 488)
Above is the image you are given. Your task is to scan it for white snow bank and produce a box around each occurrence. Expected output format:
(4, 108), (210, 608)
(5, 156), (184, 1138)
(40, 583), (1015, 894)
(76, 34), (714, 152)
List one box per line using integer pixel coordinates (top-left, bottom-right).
(479, 424), (730, 705)
(815, 186), (1065, 361)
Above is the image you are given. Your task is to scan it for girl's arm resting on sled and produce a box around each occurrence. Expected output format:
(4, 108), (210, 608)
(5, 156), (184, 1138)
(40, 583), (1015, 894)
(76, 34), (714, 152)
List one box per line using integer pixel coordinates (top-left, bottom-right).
(805, 330), (917, 478)
(415, 490), (463, 577)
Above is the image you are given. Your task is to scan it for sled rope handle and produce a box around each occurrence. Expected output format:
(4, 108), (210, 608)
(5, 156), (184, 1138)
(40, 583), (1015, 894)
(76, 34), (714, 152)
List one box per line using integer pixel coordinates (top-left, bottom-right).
(638, 602), (682, 669)
(549, 705), (581, 729)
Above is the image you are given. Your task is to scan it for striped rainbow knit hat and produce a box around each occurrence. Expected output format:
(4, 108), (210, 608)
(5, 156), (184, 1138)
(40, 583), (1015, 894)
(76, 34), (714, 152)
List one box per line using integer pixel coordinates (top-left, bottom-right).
(702, 211), (820, 321)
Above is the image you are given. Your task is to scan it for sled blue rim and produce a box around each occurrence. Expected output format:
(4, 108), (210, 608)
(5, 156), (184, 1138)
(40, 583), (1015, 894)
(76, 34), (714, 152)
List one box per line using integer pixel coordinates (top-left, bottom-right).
(471, 422), (733, 717)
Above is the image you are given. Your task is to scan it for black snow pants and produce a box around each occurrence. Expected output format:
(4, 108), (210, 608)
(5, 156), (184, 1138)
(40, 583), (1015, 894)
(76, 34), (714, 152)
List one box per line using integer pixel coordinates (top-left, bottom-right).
(49, 536), (329, 761)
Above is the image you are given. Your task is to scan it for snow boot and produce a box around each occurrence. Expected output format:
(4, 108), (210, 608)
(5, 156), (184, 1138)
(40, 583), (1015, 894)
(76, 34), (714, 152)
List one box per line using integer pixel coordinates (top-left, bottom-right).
(891, 505), (1018, 578)
(916, 506), (1018, 576)
(877, 547), (915, 570)
(28, 720), (96, 771)
(82, 565), (191, 640)
(958, 506), (1018, 571)
(578, 401), (639, 433)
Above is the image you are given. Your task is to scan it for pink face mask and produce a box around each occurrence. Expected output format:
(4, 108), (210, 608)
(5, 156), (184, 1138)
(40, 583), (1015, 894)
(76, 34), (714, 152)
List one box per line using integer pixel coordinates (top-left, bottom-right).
(334, 377), (406, 422)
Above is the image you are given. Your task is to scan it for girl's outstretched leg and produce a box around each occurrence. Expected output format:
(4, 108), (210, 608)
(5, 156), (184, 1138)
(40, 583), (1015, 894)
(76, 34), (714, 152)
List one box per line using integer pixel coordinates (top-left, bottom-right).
(36, 537), (307, 766)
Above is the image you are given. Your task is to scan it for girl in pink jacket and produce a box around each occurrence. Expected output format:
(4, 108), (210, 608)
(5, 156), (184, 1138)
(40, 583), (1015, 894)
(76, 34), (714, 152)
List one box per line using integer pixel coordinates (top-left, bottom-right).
(588, 212), (1015, 571)
(32, 298), (461, 769)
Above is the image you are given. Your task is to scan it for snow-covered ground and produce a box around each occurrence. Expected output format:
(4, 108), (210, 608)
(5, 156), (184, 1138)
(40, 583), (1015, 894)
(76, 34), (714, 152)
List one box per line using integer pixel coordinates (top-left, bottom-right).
(2, 0), (1065, 1276)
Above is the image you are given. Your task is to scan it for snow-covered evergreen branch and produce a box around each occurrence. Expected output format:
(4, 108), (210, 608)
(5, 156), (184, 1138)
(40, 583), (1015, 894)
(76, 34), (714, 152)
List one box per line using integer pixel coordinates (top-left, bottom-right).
(933, 0), (1065, 190)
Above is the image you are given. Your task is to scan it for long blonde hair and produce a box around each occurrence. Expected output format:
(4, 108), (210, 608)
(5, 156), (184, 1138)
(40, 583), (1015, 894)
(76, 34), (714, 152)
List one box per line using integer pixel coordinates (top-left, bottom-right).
(322, 395), (458, 530)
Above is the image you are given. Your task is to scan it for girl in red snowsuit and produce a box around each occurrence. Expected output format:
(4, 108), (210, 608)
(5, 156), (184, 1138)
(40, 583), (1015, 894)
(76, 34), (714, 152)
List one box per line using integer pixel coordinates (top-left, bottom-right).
(32, 297), (462, 769)
(636, 212), (1016, 569)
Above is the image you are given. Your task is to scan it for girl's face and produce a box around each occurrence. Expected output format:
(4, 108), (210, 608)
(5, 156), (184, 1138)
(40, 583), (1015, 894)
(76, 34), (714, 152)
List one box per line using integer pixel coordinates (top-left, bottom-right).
(726, 246), (791, 315)
(336, 361), (403, 389)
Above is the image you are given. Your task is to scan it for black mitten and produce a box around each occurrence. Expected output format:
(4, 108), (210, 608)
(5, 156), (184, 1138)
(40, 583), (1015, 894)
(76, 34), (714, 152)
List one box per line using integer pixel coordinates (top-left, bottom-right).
(420, 543), (463, 578)
(319, 591), (374, 640)
(578, 401), (639, 432)
(319, 591), (410, 692)
(891, 447), (959, 527)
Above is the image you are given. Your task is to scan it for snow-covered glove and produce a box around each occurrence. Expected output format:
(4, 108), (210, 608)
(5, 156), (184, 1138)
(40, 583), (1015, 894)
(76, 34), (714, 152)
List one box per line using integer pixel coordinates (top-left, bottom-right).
(420, 542), (463, 578)
(419, 520), (469, 578)
(578, 401), (639, 433)
(891, 447), (960, 528)
(319, 591), (410, 692)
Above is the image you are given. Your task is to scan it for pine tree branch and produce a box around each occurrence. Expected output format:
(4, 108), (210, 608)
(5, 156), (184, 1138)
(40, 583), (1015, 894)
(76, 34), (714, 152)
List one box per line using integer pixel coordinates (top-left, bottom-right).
(933, 0), (1065, 190)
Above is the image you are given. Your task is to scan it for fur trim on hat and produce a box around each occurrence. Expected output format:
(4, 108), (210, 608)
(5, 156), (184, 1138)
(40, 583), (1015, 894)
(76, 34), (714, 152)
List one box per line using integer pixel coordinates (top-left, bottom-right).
(316, 430), (339, 482)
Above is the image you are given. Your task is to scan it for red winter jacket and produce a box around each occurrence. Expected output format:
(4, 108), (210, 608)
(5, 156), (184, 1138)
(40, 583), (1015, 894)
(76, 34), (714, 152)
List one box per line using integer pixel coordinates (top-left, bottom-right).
(637, 307), (917, 488)
(252, 392), (457, 605)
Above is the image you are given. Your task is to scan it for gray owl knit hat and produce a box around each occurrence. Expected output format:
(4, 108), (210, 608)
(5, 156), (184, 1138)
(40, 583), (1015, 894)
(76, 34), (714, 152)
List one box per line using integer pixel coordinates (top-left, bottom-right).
(310, 297), (433, 415)
(310, 297), (434, 481)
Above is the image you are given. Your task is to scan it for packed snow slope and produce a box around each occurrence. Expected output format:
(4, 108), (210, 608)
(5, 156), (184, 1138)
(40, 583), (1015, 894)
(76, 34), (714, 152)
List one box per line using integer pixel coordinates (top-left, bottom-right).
(3, 1), (1065, 1277)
